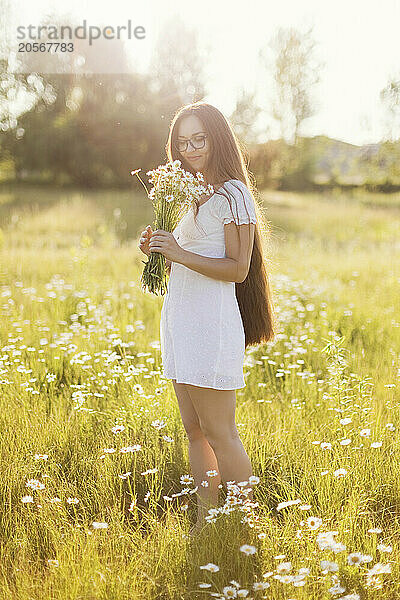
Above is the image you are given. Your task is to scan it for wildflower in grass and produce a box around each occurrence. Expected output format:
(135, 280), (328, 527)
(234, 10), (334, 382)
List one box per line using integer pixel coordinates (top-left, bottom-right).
(320, 560), (339, 572)
(206, 469), (219, 477)
(275, 574), (294, 583)
(340, 438), (351, 445)
(239, 544), (257, 555)
(276, 561), (291, 573)
(238, 480), (250, 487)
(26, 479), (45, 491)
(222, 585), (237, 597)
(47, 559), (59, 567)
(362, 554), (373, 563)
(21, 495), (34, 503)
(200, 563), (220, 572)
(258, 532), (267, 540)
(111, 424), (125, 434)
(226, 494), (240, 507)
(347, 552), (364, 566)
(128, 498), (137, 512)
(359, 428), (371, 437)
(328, 582), (346, 595)
(180, 474), (194, 485)
(34, 453), (48, 460)
(333, 468), (347, 477)
(177, 486), (194, 496)
(276, 498), (301, 511)
(92, 522), (108, 529)
(66, 497), (79, 504)
(377, 543), (392, 552)
(204, 509), (219, 524)
(306, 516), (322, 529)
(320, 442), (332, 450)
(365, 575), (383, 589)
(120, 444), (141, 453)
(253, 581), (270, 591)
(293, 573), (307, 586)
(151, 418), (167, 430)
(370, 441), (382, 448)
(316, 531), (345, 552)
(365, 564), (391, 588)
(367, 562), (391, 575)
(248, 475), (260, 485)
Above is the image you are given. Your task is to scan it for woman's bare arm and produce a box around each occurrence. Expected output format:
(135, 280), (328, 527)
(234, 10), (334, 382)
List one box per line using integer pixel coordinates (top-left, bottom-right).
(174, 223), (255, 283)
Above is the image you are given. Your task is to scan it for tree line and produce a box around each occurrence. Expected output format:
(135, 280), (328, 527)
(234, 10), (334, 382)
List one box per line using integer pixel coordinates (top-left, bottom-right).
(1, 9), (400, 191)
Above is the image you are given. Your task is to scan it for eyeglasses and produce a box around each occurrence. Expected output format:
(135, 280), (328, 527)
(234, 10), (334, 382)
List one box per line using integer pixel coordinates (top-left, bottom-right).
(175, 134), (208, 153)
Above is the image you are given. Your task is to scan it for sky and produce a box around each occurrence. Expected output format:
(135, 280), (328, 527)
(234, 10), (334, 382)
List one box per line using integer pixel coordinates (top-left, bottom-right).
(4, 0), (400, 146)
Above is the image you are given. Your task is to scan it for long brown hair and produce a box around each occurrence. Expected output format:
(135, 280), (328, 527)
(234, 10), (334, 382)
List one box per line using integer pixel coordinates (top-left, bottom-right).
(165, 101), (277, 348)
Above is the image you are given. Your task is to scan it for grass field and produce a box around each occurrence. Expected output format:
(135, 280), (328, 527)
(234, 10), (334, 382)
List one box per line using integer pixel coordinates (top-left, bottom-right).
(0, 185), (399, 599)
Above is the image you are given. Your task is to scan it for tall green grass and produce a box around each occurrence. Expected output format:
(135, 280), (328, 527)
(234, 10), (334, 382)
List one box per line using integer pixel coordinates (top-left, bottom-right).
(0, 187), (398, 599)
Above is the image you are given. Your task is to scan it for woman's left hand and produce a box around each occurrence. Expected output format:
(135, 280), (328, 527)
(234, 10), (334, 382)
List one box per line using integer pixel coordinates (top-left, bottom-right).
(149, 229), (184, 263)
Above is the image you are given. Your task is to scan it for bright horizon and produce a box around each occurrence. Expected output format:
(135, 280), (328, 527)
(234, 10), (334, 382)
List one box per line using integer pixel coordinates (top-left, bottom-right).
(5, 0), (400, 146)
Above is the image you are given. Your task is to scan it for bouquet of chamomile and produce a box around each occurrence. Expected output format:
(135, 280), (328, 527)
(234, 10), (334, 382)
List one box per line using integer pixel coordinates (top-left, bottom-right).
(131, 160), (213, 295)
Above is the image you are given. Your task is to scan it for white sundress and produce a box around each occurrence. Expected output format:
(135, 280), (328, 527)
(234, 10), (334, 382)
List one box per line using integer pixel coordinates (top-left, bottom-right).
(160, 178), (257, 390)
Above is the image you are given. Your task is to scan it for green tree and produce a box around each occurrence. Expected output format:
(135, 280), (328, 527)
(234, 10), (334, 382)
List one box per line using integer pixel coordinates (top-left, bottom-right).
(149, 13), (209, 120)
(260, 25), (323, 145)
(230, 88), (263, 145)
(380, 77), (400, 142)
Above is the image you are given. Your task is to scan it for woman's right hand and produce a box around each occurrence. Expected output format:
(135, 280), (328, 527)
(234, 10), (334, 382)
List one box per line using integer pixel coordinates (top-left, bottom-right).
(139, 225), (153, 256)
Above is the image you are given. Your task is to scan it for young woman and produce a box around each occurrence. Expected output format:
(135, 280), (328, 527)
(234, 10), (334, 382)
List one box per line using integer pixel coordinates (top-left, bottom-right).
(139, 101), (276, 536)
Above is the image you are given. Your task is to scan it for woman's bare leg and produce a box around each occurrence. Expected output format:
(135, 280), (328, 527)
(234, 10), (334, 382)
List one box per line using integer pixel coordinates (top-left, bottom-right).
(172, 380), (221, 528)
(184, 383), (254, 503)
